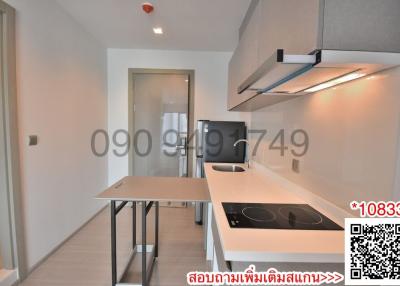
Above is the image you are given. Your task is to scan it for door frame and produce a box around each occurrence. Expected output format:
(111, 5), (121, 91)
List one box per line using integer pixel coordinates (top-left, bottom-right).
(127, 68), (195, 177)
(0, 0), (27, 279)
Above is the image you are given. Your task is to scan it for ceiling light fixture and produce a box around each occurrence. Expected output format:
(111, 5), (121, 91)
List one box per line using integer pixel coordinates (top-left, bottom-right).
(153, 27), (163, 35)
(304, 72), (366, 93)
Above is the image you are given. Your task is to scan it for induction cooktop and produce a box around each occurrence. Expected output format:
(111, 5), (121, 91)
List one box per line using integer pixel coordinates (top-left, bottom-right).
(222, 203), (343, 230)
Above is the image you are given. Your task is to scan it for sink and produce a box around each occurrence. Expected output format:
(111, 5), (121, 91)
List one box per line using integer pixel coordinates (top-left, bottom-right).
(212, 165), (245, 172)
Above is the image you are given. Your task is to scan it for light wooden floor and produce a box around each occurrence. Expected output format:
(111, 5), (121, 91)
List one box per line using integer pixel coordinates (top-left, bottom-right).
(19, 206), (210, 286)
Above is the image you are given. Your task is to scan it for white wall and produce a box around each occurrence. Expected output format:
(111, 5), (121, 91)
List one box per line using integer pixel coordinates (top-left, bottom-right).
(108, 49), (250, 184)
(5, 0), (108, 269)
(250, 66), (400, 210)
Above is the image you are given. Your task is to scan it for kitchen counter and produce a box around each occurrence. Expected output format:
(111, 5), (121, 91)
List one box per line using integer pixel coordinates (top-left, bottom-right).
(204, 162), (345, 263)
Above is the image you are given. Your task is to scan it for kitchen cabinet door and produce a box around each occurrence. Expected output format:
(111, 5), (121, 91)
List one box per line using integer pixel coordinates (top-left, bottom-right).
(322, 0), (400, 52)
(228, 0), (400, 112)
(258, 0), (322, 66)
(227, 1), (260, 110)
(227, 48), (241, 110)
(237, 1), (260, 87)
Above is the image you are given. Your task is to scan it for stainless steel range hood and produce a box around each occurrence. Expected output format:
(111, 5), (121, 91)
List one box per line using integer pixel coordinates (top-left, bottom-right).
(238, 49), (400, 96)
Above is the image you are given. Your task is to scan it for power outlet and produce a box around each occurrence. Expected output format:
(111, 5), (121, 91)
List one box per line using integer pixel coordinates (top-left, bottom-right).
(292, 159), (300, 173)
(28, 135), (38, 146)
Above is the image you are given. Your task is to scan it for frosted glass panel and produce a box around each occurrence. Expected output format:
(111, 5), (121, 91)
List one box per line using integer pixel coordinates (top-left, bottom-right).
(132, 73), (189, 177)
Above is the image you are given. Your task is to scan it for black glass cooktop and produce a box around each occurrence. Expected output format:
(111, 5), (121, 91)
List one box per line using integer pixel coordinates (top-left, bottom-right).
(222, 203), (343, 230)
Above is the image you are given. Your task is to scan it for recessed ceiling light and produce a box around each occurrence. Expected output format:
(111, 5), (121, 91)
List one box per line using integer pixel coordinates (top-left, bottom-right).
(153, 27), (163, 35)
(185, 79), (189, 82)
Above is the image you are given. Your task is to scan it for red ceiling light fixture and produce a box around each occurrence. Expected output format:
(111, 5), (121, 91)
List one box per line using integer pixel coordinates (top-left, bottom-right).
(142, 2), (154, 14)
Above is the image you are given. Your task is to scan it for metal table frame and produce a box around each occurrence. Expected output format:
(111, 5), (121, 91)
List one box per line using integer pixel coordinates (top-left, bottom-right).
(111, 200), (159, 286)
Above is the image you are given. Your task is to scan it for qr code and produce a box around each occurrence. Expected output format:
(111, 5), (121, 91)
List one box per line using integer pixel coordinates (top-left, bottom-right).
(345, 218), (400, 285)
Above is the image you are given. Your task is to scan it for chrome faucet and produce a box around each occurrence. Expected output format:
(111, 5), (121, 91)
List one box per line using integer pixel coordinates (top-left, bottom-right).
(233, 139), (251, 168)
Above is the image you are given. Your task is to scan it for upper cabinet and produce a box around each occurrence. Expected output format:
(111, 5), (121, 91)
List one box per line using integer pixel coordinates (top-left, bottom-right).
(322, 0), (400, 53)
(228, 1), (260, 109)
(257, 0), (321, 66)
(227, 0), (400, 111)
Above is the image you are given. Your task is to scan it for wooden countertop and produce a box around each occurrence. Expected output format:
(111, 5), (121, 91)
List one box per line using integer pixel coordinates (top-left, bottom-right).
(96, 176), (210, 202)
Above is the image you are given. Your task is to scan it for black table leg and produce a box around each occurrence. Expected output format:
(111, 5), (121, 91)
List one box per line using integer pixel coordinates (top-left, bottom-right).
(111, 201), (117, 286)
(142, 201), (147, 286)
(132, 202), (136, 249)
(110, 200), (156, 286)
(155, 201), (159, 257)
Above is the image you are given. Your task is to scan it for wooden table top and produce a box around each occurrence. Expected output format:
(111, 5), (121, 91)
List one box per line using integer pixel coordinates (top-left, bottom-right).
(96, 176), (210, 202)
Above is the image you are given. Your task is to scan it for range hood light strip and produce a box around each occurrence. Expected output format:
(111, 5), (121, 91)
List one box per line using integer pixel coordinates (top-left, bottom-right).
(304, 72), (366, 93)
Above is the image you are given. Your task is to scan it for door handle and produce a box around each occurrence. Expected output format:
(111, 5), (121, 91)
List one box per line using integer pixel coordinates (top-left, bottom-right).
(176, 137), (187, 156)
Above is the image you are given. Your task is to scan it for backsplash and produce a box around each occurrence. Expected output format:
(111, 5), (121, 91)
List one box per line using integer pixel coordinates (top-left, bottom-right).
(250, 66), (400, 211)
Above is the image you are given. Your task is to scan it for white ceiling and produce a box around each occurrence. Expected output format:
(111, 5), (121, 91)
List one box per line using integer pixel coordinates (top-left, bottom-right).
(56, 0), (251, 51)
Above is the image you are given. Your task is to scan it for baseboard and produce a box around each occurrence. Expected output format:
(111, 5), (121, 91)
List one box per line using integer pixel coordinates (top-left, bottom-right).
(24, 204), (108, 278)
(0, 269), (18, 286)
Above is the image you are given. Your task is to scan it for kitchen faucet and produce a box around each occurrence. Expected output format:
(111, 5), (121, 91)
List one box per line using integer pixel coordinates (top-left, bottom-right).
(233, 139), (251, 168)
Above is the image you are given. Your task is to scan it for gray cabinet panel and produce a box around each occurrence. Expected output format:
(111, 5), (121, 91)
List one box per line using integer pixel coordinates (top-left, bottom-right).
(258, 0), (322, 65)
(322, 0), (400, 52)
(228, 0), (322, 110)
(227, 47), (242, 109)
(227, 0), (400, 111)
(227, 0), (261, 110)
(237, 1), (259, 84)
